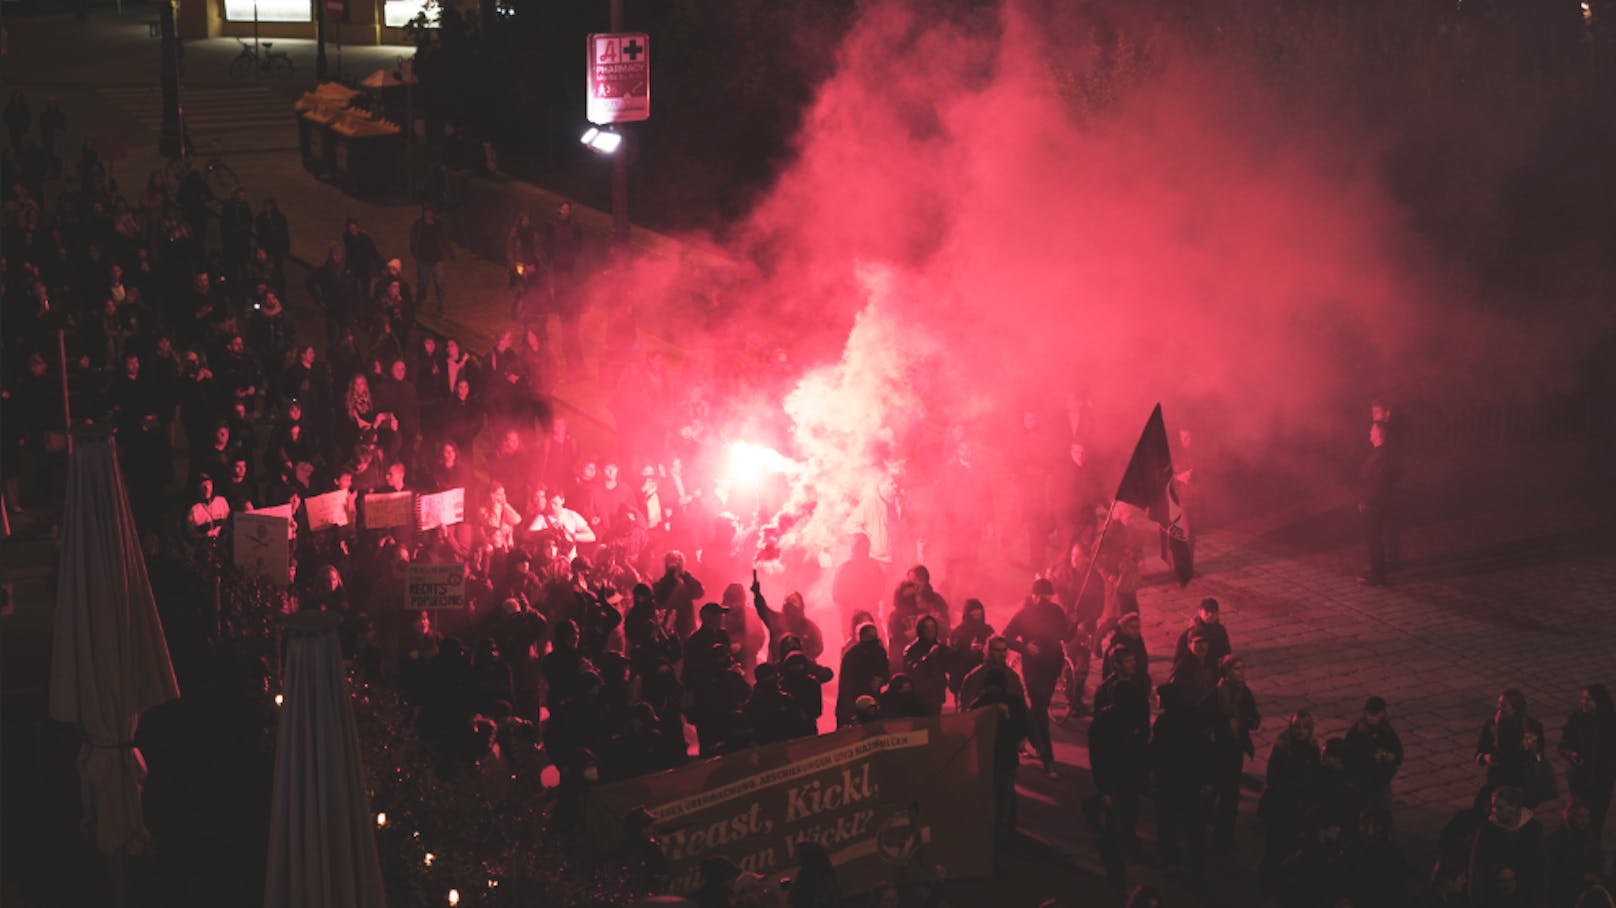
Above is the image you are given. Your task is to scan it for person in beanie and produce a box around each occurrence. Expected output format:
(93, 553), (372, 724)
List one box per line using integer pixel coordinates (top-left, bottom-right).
(1345, 696), (1405, 811)
(1174, 597), (1231, 665)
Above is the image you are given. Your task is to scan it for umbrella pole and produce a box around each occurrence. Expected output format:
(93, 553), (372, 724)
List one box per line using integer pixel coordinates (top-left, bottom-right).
(57, 330), (73, 455)
(112, 850), (127, 908)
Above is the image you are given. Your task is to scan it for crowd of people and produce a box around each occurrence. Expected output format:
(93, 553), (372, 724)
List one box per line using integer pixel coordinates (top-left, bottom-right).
(4, 93), (1616, 908)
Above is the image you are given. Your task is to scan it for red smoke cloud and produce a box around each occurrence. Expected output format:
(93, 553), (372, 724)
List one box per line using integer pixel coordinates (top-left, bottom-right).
(601, 0), (1591, 578)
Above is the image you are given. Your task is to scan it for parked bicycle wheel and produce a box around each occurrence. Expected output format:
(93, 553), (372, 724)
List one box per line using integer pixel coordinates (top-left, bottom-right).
(228, 51), (255, 80)
(267, 52), (294, 75)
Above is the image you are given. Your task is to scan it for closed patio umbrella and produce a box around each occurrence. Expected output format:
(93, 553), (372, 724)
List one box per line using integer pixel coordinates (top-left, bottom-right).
(47, 428), (181, 858)
(264, 610), (387, 908)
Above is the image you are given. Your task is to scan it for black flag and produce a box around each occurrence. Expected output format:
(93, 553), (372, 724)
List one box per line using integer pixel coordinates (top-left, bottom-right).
(1115, 404), (1193, 586)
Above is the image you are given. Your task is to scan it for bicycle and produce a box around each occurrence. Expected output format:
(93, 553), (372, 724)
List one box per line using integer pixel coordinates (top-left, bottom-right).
(229, 37), (294, 79)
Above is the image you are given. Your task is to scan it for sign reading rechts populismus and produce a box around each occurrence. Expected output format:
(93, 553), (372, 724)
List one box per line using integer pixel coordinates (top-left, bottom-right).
(406, 563), (465, 611)
(586, 32), (649, 125)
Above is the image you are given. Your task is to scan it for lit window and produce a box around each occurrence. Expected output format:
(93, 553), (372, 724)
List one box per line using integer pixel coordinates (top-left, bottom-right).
(223, 0), (312, 22)
(384, 0), (438, 27)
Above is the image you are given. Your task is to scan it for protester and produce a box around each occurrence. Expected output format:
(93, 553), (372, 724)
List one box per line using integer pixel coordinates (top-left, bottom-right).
(1559, 683), (1616, 839)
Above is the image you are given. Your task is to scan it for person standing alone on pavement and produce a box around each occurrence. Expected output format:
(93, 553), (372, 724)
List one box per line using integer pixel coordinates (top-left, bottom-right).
(410, 204), (452, 314)
(1357, 419), (1397, 586)
(1004, 577), (1073, 779)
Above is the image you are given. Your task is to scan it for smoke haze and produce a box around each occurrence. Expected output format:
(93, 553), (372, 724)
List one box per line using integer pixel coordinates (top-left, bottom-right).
(601, 0), (1611, 574)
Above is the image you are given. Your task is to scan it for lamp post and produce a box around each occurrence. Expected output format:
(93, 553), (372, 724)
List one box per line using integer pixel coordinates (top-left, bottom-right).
(316, 0), (329, 79)
(156, 0), (185, 159)
(609, 0), (629, 249)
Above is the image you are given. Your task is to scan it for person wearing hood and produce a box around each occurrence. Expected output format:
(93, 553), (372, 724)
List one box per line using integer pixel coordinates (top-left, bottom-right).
(720, 582), (767, 677)
(743, 662), (805, 746)
(946, 598), (994, 702)
(877, 674), (927, 719)
(779, 651), (829, 737)
(1467, 786), (1542, 907)
(751, 579), (825, 664)
(906, 564), (952, 636)
(625, 582), (681, 680)
(836, 621), (890, 726)
(903, 615), (949, 715)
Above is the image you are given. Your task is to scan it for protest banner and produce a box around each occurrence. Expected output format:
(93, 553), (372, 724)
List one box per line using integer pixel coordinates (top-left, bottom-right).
(362, 490), (414, 529)
(305, 490), (352, 531)
(416, 488), (466, 531)
(585, 710), (997, 896)
(233, 511), (290, 583)
(406, 563), (465, 610)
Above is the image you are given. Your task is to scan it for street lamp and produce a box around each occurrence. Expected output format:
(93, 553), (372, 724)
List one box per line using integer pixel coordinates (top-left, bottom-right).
(580, 127), (622, 155)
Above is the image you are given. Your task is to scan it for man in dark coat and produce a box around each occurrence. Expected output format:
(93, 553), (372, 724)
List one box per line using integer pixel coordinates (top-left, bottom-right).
(1088, 684), (1147, 887)
(1150, 683), (1213, 876)
(1003, 578), (1072, 779)
(835, 622), (889, 727)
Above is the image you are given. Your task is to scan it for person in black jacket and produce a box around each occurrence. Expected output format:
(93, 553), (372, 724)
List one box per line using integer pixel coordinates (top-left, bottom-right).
(1211, 654), (1261, 847)
(1468, 786), (1543, 908)
(1261, 710), (1322, 880)
(1089, 683), (1147, 888)
(1004, 578), (1073, 779)
(946, 598), (994, 703)
(254, 198), (291, 278)
(1477, 689), (1547, 800)
(970, 668), (1028, 852)
(1559, 683), (1616, 838)
(342, 217), (385, 291)
(903, 615), (948, 715)
(1173, 597), (1232, 665)
(1345, 696), (1405, 812)
(306, 244), (365, 348)
(836, 622), (889, 727)
(1150, 683), (1213, 876)
(219, 188), (254, 290)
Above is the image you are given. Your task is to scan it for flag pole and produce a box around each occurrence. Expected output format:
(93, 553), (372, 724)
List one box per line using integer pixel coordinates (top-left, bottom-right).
(57, 329), (73, 456)
(1066, 498), (1119, 646)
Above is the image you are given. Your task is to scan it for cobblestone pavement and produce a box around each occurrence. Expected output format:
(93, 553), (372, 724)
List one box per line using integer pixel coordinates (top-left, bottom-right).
(1013, 463), (1616, 902)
